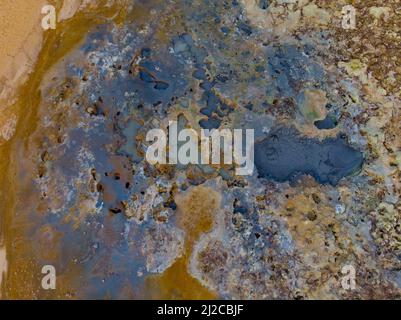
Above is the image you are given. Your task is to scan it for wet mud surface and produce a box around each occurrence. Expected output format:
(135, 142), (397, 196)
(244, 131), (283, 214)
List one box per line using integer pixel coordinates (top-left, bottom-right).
(255, 127), (364, 185)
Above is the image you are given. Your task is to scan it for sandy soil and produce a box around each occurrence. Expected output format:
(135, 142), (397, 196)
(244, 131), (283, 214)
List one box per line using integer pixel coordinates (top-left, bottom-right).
(0, 247), (6, 298)
(0, 0), (88, 294)
(0, 0), (87, 144)
(0, 0), (46, 143)
(0, 0), (46, 294)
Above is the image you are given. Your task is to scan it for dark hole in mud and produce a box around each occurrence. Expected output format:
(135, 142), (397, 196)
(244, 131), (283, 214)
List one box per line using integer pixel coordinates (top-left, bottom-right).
(254, 127), (364, 186)
(314, 114), (338, 130)
(258, 0), (270, 10)
(199, 117), (221, 129)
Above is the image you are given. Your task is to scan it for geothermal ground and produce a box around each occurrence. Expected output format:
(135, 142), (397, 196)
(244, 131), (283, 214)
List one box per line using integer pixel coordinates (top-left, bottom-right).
(0, 0), (400, 299)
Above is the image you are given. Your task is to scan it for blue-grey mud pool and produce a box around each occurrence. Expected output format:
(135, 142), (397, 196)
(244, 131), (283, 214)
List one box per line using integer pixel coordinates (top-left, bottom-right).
(0, 0), (400, 299)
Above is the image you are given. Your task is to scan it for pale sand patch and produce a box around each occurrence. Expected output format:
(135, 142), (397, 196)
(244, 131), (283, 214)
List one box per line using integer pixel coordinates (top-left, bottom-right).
(0, 246), (7, 298)
(0, 0), (46, 143)
(0, 0), (46, 105)
(59, 0), (82, 22)
(0, 0), (90, 144)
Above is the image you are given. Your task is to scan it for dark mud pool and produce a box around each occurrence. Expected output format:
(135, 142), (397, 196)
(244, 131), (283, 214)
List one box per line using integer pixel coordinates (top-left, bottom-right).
(254, 127), (364, 186)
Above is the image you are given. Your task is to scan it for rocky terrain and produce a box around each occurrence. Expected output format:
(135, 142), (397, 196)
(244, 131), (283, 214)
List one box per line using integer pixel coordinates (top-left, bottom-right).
(0, 0), (400, 299)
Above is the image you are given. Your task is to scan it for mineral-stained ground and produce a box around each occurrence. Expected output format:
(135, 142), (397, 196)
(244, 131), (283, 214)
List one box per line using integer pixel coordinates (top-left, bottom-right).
(0, 0), (400, 299)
